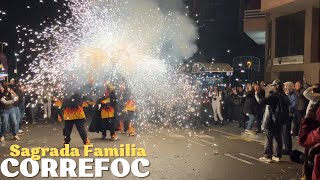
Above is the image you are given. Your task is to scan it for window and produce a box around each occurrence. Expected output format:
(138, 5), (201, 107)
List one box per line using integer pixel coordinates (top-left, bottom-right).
(279, 71), (304, 83)
(275, 11), (305, 57)
(245, 0), (261, 10)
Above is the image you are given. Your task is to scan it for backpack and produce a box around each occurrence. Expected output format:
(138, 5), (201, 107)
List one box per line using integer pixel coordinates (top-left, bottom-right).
(274, 94), (290, 124)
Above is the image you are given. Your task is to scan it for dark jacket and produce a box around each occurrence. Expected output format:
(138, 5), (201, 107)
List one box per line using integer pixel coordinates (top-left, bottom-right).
(89, 91), (120, 132)
(255, 90), (265, 118)
(287, 91), (298, 115)
(230, 93), (244, 106)
(13, 87), (25, 107)
(261, 91), (290, 125)
(243, 90), (258, 115)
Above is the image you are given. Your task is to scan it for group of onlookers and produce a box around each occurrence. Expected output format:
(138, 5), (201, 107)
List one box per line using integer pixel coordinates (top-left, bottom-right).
(0, 81), (25, 142)
(199, 79), (320, 179)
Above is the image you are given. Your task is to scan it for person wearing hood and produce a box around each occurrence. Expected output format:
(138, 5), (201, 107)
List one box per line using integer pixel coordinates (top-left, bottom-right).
(89, 84), (119, 141)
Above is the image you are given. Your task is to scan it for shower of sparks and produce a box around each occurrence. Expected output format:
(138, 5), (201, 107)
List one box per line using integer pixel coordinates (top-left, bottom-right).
(17, 0), (201, 133)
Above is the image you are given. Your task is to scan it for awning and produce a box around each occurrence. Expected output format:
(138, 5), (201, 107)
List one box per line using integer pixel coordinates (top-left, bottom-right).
(191, 63), (233, 73)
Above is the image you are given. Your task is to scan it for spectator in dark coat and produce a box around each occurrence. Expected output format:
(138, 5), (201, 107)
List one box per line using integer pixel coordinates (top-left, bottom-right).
(259, 80), (289, 163)
(294, 81), (308, 136)
(254, 83), (265, 133)
(231, 87), (244, 127)
(243, 84), (258, 134)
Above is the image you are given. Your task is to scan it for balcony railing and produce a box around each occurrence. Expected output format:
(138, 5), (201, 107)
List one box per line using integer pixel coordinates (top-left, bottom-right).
(244, 9), (266, 19)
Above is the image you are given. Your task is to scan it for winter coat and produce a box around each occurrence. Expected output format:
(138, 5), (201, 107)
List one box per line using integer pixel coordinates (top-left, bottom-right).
(230, 93), (244, 106)
(261, 91), (290, 127)
(243, 90), (258, 115)
(287, 91), (298, 115)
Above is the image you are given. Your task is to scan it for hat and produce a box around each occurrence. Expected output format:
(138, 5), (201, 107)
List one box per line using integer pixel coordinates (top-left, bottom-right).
(271, 79), (281, 86)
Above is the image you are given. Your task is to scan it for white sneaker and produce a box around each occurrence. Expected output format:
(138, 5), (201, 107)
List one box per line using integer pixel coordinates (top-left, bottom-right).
(18, 129), (24, 134)
(110, 136), (118, 141)
(259, 157), (272, 163)
(0, 136), (4, 142)
(272, 156), (280, 162)
(14, 135), (20, 141)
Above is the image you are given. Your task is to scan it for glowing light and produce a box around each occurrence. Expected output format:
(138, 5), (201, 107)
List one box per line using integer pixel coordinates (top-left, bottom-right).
(18, 0), (200, 134)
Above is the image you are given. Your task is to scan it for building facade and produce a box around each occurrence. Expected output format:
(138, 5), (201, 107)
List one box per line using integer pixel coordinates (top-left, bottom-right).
(244, 0), (320, 84)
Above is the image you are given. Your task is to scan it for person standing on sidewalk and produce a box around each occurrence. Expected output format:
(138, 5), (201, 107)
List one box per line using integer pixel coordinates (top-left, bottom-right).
(243, 83), (258, 134)
(0, 84), (20, 142)
(237, 85), (246, 128)
(259, 80), (289, 163)
(43, 86), (52, 122)
(199, 89), (212, 126)
(209, 86), (224, 125)
(231, 87), (243, 127)
(254, 83), (265, 133)
(294, 81), (307, 136)
(9, 84), (21, 135)
(283, 81), (297, 155)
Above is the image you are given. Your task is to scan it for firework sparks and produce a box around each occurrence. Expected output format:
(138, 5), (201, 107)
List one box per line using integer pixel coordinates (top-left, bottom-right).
(18, 0), (200, 133)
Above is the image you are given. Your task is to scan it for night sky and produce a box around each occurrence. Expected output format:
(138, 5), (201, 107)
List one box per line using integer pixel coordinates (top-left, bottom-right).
(0, 0), (263, 79)
(0, 0), (67, 77)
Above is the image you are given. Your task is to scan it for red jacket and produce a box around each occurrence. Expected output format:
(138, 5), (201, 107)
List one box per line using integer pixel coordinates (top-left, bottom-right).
(299, 107), (320, 180)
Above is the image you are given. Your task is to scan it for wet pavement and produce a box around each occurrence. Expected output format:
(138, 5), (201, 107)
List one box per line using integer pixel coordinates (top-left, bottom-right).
(0, 121), (303, 180)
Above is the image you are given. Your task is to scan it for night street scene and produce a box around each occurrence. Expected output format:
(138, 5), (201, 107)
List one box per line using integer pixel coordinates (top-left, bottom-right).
(0, 0), (320, 179)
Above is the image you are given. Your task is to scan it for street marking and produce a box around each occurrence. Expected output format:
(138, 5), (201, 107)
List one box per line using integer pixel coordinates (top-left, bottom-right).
(224, 135), (252, 142)
(224, 154), (253, 165)
(208, 128), (265, 145)
(187, 139), (205, 147)
(199, 139), (217, 146)
(195, 135), (215, 140)
(239, 153), (270, 164)
(167, 134), (185, 138)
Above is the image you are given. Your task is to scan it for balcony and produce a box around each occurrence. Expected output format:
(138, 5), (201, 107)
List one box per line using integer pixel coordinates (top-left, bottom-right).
(243, 9), (266, 45)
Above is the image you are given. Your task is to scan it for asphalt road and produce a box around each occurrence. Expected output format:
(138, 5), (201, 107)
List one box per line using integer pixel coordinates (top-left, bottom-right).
(0, 121), (303, 180)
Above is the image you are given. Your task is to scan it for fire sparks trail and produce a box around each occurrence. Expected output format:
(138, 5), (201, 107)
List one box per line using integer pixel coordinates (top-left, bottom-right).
(18, 0), (200, 132)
